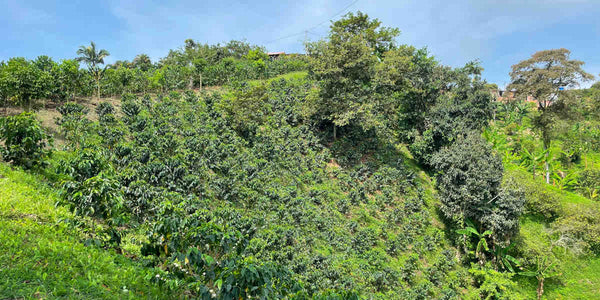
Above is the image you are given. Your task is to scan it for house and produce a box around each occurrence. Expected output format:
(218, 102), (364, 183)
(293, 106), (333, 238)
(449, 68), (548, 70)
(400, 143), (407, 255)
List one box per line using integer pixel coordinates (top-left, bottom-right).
(496, 90), (537, 103)
(267, 52), (285, 60)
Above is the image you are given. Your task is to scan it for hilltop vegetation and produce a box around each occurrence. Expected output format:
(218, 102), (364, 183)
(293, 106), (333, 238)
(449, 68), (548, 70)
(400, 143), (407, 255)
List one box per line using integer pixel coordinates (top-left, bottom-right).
(1, 11), (600, 299)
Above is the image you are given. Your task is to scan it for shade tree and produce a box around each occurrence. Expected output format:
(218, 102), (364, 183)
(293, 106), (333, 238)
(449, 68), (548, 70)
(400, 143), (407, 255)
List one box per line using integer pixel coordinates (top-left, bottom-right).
(508, 48), (594, 183)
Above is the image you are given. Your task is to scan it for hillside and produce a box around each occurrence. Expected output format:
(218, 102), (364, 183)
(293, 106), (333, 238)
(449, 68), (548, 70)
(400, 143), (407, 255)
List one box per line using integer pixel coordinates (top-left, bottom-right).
(1, 11), (600, 300)
(0, 164), (173, 298)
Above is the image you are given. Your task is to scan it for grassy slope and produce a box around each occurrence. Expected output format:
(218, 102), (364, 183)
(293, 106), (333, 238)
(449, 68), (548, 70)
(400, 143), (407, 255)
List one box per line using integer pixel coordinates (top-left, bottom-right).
(0, 163), (171, 299)
(505, 165), (600, 299)
(246, 71), (308, 87)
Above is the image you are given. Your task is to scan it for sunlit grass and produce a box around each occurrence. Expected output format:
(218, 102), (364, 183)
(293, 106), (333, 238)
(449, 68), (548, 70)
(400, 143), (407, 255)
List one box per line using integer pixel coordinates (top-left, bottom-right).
(0, 164), (171, 299)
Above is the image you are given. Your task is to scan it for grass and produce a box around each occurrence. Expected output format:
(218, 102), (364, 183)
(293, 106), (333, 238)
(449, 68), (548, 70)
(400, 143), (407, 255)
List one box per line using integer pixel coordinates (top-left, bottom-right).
(0, 163), (173, 299)
(515, 217), (600, 299)
(505, 164), (600, 299)
(245, 71), (308, 86)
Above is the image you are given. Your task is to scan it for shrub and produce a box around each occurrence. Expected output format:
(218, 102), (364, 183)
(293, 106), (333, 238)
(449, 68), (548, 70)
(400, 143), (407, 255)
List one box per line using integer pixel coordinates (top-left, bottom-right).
(56, 102), (91, 147)
(578, 169), (600, 200)
(58, 148), (107, 181)
(96, 101), (115, 119)
(505, 167), (562, 220)
(467, 265), (517, 300)
(57, 102), (89, 117)
(0, 112), (52, 169)
(61, 172), (123, 218)
(552, 205), (600, 254)
(432, 133), (524, 242)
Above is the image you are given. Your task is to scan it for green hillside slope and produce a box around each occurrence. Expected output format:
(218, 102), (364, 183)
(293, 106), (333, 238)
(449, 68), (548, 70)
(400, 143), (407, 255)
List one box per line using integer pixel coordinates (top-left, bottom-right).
(0, 164), (172, 299)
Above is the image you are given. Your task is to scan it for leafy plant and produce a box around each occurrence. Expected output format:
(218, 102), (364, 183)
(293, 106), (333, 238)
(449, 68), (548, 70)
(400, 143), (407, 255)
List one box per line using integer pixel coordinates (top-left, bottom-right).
(551, 171), (578, 191)
(56, 102), (92, 147)
(0, 112), (52, 169)
(492, 242), (521, 273)
(457, 219), (492, 265)
(519, 147), (548, 178)
(61, 171), (123, 218)
(519, 255), (561, 300)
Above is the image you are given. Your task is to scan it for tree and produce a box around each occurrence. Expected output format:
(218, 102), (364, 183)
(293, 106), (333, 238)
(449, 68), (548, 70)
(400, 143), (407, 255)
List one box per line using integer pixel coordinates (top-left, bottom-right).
(432, 132), (524, 244)
(0, 57), (51, 111)
(306, 11), (399, 139)
(508, 49), (594, 183)
(52, 59), (84, 101)
(192, 57), (207, 89)
(76, 41), (110, 99)
(329, 11), (399, 58)
(132, 54), (152, 71)
(409, 62), (495, 166)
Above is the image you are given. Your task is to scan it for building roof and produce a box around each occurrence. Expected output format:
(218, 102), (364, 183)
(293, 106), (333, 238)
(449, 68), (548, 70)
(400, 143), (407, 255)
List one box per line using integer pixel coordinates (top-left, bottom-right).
(267, 52), (285, 56)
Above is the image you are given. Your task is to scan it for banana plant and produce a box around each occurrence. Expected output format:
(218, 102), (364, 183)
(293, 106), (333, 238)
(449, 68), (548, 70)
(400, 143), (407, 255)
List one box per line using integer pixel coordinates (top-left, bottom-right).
(519, 255), (561, 300)
(482, 128), (509, 152)
(493, 242), (521, 273)
(502, 149), (520, 164)
(456, 219), (492, 265)
(520, 147), (548, 178)
(514, 101), (531, 125)
(551, 171), (578, 191)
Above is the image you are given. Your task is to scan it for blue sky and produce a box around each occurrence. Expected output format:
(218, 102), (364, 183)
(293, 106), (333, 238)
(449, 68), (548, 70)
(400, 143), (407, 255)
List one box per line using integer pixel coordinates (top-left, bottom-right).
(1, 0), (599, 87)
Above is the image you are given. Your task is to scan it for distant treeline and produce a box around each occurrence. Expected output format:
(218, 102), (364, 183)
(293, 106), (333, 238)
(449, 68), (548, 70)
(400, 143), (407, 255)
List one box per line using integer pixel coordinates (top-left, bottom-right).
(0, 39), (308, 109)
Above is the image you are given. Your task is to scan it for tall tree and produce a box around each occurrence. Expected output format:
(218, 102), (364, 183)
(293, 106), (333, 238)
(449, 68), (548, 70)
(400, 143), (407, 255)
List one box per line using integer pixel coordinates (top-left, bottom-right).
(306, 11), (399, 139)
(76, 42), (110, 99)
(132, 54), (152, 72)
(508, 49), (594, 183)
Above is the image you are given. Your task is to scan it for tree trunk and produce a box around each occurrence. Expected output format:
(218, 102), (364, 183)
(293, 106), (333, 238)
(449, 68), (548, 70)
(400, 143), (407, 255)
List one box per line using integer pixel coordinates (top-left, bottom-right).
(333, 124), (337, 140)
(545, 159), (550, 184)
(537, 277), (544, 300)
(96, 78), (101, 99)
(544, 143), (550, 184)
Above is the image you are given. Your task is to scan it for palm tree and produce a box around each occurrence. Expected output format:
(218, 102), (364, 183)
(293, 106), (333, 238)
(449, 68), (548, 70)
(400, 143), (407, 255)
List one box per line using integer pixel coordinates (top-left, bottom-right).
(133, 54), (152, 72)
(76, 41), (110, 99)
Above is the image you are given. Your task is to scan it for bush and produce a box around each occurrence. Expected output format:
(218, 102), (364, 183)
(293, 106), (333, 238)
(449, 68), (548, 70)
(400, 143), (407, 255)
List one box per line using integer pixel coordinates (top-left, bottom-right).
(552, 205), (600, 254)
(432, 133), (524, 242)
(0, 112), (52, 169)
(505, 167), (562, 220)
(56, 102), (91, 147)
(96, 101), (115, 119)
(61, 172), (123, 218)
(467, 265), (517, 300)
(578, 169), (600, 200)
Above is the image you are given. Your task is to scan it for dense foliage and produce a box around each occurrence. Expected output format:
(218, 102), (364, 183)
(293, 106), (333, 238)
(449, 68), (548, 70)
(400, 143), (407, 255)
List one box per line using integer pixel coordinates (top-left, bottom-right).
(0, 40), (307, 111)
(0, 112), (52, 169)
(2, 11), (600, 300)
(432, 133), (524, 245)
